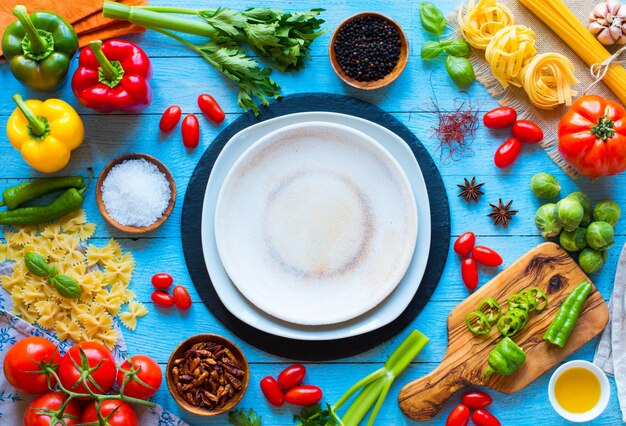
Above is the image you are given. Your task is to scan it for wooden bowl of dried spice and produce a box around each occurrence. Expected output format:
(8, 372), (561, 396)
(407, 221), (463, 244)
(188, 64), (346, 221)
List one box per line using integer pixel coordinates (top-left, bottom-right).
(329, 12), (409, 90)
(166, 334), (249, 416)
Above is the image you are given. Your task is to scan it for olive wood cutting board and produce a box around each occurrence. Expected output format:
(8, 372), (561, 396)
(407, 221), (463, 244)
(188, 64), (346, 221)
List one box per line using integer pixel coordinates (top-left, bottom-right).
(398, 242), (609, 421)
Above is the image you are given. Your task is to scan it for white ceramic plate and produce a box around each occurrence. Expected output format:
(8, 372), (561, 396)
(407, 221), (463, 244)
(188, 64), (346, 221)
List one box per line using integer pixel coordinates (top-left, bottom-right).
(214, 122), (417, 325)
(201, 112), (431, 340)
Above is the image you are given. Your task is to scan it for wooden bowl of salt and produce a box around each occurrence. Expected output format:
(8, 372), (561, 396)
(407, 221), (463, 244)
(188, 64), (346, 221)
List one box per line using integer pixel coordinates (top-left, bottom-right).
(96, 153), (176, 234)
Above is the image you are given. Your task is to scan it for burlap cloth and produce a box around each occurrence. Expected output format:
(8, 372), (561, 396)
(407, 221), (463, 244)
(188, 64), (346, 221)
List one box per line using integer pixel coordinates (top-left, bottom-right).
(452, 0), (621, 178)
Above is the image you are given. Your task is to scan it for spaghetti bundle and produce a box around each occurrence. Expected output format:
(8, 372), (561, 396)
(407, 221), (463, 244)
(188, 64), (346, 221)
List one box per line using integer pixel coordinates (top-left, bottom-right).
(458, 0), (516, 50)
(485, 25), (537, 88)
(522, 53), (579, 110)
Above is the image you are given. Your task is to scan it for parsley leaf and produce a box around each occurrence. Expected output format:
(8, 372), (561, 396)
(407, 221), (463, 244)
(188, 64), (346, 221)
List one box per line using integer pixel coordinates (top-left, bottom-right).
(229, 408), (262, 426)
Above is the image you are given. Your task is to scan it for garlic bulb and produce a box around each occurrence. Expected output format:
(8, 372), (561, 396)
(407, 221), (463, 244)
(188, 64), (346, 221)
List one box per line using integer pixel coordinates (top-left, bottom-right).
(589, 0), (626, 45)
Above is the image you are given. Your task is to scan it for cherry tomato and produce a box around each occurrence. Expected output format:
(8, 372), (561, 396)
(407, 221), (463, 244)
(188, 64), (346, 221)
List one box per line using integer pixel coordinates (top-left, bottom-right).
(277, 364), (306, 390)
(512, 120), (543, 143)
(445, 403), (470, 426)
(182, 113), (200, 148)
(483, 107), (517, 129)
(462, 390), (492, 409)
(117, 355), (163, 399)
(152, 291), (175, 308)
(198, 94), (225, 123)
(454, 232), (476, 257)
(58, 342), (116, 397)
(4, 336), (60, 394)
(472, 246), (503, 267)
(173, 285), (192, 310)
(24, 392), (82, 426)
(472, 408), (501, 426)
(81, 400), (138, 426)
(461, 257), (478, 290)
(260, 376), (284, 406)
(159, 105), (181, 132)
(285, 385), (323, 406)
(151, 273), (173, 289)
(494, 137), (522, 168)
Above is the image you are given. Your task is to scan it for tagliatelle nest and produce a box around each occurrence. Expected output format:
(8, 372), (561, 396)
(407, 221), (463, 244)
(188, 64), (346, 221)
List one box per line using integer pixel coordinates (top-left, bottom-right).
(485, 25), (537, 88)
(458, 0), (516, 50)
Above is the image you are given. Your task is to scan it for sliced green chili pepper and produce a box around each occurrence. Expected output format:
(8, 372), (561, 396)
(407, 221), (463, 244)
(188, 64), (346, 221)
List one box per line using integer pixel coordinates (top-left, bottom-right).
(466, 311), (491, 335)
(478, 298), (501, 324)
(497, 313), (523, 337)
(544, 281), (593, 348)
(520, 289), (537, 311)
(0, 173), (87, 210)
(507, 307), (529, 326)
(507, 293), (530, 312)
(524, 287), (548, 312)
(484, 337), (526, 379)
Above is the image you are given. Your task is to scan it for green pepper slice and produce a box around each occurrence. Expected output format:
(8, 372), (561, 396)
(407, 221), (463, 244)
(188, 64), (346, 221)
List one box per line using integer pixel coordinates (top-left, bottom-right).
(466, 311), (491, 335)
(497, 313), (523, 337)
(507, 293), (530, 312)
(520, 289), (537, 311)
(478, 298), (501, 324)
(525, 287), (548, 312)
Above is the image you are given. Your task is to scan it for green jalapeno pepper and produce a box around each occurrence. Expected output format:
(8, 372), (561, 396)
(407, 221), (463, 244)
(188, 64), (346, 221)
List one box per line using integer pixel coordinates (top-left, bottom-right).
(522, 287), (548, 312)
(507, 293), (530, 312)
(0, 173), (87, 210)
(466, 311), (491, 335)
(483, 337), (526, 379)
(544, 281), (593, 348)
(478, 298), (501, 324)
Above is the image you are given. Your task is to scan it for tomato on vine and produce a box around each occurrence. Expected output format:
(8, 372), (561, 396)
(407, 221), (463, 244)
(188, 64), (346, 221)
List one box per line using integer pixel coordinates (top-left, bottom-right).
(117, 355), (163, 399)
(81, 400), (139, 426)
(24, 392), (82, 426)
(4, 336), (60, 394)
(57, 342), (117, 397)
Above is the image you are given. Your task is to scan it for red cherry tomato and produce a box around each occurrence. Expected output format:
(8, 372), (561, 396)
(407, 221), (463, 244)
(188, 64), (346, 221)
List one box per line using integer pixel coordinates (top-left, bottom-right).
(472, 408), (501, 426)
(159, 105), (181, 132)
(152, 291), (175, 308)
(512, 120), (543, 143)
(454, 232), (476, 257)
(182, 114), (200, 148)
(152, 273), (173, 289)
(24, 392), (82, 426)
(483, 107), (517, 129)
(4, 336), (60, 394)
(57, 342), (116, 398)
(81, 400), (138, 426)
(461, 257), (478, 290)
(277, 364), (306, 390)
(472, 246), (503, 267)
(260, 376), (284, 406)
(446, 403), (471, 426)
(461, 390), (492, 409)
(117, 355), (163, 399)
(173, 285), (192, 310)
(198, 94), (225, 123)
(285, 385), (323, 406)
(494, 137), (522, 168)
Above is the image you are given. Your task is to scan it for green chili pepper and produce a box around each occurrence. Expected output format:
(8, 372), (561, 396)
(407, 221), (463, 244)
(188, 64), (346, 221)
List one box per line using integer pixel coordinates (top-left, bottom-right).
(2, 5), (78, 91)
(466, 311), (491, 335)
(497, 313), (522, 337)
(0, 170), (92, 226)
(521, 287), (548, 312)
(507, 293), (530, 312)
(0, 173), (87, 210)
(24, 252), (81, 298)
(544, 281), (593, 348)
(478, 298), (501, 324)
(483, 337), (526, 379)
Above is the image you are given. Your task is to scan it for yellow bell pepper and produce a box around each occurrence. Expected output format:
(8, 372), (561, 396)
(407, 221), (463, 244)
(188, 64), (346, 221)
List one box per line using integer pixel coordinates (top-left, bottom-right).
(7, 94), (84, 173)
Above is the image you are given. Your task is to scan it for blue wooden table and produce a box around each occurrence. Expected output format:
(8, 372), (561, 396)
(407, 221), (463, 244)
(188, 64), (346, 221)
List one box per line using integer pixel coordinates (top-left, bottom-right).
(1, 0), (623, 424)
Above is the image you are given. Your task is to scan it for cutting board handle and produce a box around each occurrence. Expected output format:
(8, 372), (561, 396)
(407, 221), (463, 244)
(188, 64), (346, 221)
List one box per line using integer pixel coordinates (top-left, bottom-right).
(398, 361), (466, 421)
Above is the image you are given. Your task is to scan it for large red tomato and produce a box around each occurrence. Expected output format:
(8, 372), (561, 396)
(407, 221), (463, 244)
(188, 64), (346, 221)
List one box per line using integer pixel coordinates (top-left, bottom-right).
(24, 392), (82, 426)
(4, 337), (60, 394)
(81, 400), (139, 426)
(558, 95), (626, 178)
(117, 354), (163, 399)
(57, 342), (117, 397)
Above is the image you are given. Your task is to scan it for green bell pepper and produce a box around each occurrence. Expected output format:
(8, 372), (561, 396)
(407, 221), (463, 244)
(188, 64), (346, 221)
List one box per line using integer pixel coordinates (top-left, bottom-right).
(483, 337), (526, 379)
(2, 5), (78, 91)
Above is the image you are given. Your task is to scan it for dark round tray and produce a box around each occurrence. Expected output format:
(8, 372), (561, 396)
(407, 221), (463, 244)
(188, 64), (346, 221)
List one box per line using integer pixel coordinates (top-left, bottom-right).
(181, 93), (450, 360)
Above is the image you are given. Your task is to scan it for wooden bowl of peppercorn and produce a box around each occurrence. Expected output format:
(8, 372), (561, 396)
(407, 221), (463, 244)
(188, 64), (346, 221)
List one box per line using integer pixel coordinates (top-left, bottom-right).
(166, 334), (249, 417)
(329, 12), (409, 90)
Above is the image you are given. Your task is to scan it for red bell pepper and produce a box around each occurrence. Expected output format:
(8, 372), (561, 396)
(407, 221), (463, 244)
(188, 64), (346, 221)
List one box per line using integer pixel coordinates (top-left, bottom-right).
(72, 39), (152, 113)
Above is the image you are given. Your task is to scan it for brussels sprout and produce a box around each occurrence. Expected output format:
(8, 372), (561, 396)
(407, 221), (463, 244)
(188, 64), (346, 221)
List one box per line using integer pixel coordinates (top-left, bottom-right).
(566, 192), (592, 226)
(530, 173), (561, 198)
(593, 199), (621, 227)
(586, 221), (614, 250)
(535, 203), (562, 238)
(559, 228), (587, 252)
(579, 248), (608, 274)
(555, 198), (584, 232)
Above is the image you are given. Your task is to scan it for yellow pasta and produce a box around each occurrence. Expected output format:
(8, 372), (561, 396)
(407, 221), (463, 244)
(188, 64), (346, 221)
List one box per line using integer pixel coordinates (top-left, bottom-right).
(485, 25), (537, 88)
(521, 53), (579, 110)
(119, 301), (148, 331)
(458, 0), (515, 50)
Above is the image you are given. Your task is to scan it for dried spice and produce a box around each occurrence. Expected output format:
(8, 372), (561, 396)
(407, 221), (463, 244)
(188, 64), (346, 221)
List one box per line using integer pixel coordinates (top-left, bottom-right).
(171, 340), (245, 410)
(488, 198), (518, 228)
(457, 177), (485, 203)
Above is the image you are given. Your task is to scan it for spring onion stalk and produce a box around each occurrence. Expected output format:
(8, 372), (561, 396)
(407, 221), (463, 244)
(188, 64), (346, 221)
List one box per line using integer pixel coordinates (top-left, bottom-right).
(296, 330), (429, 426)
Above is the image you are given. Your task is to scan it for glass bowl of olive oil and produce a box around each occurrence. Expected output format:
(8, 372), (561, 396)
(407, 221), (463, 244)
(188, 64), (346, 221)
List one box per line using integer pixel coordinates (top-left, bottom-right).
(548, 360), (610, 422)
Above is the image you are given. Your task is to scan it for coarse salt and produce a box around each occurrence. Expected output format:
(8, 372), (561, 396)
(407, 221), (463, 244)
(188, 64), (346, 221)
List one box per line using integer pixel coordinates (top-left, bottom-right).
(102, 159), (171, 227)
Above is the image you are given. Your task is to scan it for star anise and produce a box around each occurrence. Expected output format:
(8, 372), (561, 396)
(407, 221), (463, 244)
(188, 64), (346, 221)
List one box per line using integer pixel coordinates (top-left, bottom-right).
(457, 177), (484, 203)
(488, 198), (518, 228)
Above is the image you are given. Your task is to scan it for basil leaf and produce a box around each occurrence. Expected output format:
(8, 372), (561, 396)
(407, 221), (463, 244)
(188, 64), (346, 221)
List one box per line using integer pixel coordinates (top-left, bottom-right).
(24, 252), (51, 277)
(419, 2), (447, 35)
(446, 55), (475, 87)
(441, 39), (471, 57)
(49, 274), (81, 299)
(421, 41), (442, 60)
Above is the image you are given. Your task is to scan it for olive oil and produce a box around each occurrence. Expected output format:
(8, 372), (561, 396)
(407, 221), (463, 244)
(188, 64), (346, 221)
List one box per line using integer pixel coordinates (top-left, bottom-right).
(554, 367), (601, 413)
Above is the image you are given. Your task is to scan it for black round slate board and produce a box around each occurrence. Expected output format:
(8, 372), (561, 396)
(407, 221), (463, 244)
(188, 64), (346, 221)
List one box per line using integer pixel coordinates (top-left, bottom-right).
(181, 93), (450, 361)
